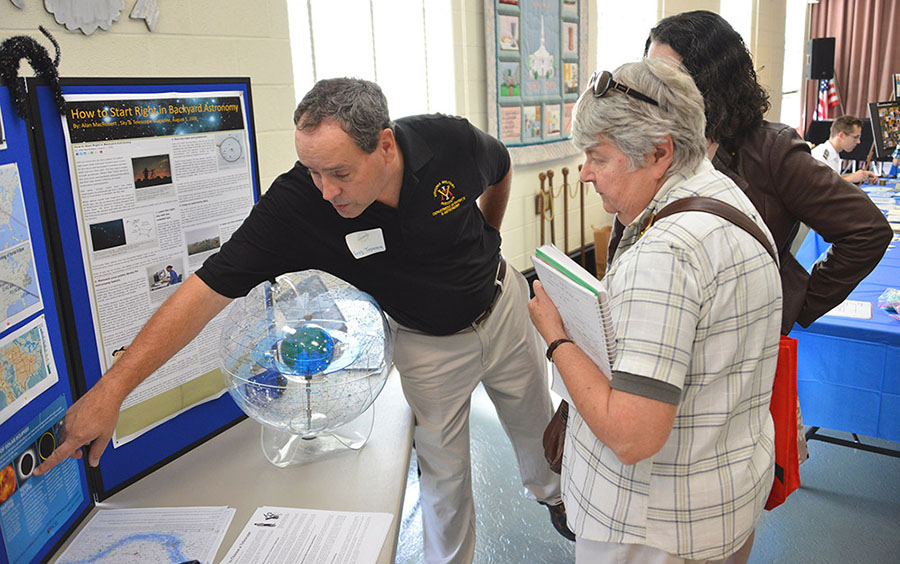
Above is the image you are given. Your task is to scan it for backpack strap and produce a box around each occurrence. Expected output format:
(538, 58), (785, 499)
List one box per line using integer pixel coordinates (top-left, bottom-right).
(652, 196), (777, 263)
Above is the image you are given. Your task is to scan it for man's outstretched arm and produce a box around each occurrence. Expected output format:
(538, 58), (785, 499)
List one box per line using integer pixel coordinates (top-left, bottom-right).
(34, 275), (233, 475)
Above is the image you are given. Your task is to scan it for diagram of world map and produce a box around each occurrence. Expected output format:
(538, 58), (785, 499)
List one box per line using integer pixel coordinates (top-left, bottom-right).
(0, 164), (40, 328)
(0, 163), (52, 422)
(0, 326), (49, 410)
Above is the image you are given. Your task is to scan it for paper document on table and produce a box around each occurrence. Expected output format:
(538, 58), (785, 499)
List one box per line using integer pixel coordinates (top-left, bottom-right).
(55, 506), (235, 564)
(824, 299), (873, 319)
(222, 506), (393, 564)
(531, 244), (617, 401)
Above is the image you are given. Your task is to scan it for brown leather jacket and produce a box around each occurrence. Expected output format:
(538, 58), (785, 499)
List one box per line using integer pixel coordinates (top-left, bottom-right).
(610, 121), (892, 334)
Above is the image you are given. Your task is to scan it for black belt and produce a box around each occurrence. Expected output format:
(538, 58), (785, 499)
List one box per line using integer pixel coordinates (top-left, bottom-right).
(472, 257), (507, 326)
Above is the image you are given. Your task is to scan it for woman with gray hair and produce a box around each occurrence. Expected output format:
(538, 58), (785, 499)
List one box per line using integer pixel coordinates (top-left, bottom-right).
(529, 57), (782, 563)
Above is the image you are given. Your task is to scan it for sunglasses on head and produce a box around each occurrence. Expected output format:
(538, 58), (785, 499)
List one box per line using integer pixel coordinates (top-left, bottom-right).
(588, 70), (659, 107)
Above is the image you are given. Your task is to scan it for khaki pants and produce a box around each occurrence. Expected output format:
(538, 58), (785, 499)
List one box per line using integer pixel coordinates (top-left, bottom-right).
(391, 267), (560, 564)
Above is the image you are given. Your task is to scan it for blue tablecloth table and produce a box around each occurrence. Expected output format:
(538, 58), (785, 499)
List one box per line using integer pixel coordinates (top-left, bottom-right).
(790, 182), (900, 454)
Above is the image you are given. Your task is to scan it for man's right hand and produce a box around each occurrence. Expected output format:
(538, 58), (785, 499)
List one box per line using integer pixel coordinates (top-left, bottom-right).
(33, 378), (125, 476)
(844, 169), (878, 184)
(32, 276), (232, 477)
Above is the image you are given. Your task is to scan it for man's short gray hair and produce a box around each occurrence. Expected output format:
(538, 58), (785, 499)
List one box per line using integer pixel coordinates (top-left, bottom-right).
(572, 58), (706, 177)
(293, 77), (394, 153)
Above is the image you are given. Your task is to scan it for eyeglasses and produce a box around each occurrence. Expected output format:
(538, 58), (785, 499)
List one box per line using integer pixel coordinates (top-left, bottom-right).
(588, 70), (659, 107)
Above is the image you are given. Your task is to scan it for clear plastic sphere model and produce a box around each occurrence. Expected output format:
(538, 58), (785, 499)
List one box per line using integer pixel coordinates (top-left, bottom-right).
(220, 270), (392, 466)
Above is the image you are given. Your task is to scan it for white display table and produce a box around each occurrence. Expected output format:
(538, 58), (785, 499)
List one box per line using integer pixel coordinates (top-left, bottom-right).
(49, 370), (414, 564)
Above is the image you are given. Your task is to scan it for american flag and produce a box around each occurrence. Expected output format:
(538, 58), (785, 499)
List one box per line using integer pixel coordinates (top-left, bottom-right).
(816, 79), (840, 120)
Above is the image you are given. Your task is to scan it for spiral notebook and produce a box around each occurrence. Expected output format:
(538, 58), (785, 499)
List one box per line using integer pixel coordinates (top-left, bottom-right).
(531, 244), (617, 403)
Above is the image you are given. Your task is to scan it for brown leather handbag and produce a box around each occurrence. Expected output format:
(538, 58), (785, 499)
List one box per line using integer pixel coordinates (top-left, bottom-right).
(542, 400), (568, 473)
(541, 197), (777, 473)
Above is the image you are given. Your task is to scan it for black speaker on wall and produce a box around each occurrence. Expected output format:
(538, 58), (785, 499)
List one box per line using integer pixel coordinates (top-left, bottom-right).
(806, 37), (835, 80)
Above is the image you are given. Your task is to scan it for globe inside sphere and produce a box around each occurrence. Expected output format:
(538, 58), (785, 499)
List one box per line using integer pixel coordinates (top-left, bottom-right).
(279, 324), (335, 375)
(220, 270), (392, 437)
(243, 369), (287, 408)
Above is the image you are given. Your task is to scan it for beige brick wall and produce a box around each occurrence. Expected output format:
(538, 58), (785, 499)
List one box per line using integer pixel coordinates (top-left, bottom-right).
(657, 0), (787, 122)
(660, 0), (719, 17)
(755, 1), (787, 122)
(0, 0), (297, 191)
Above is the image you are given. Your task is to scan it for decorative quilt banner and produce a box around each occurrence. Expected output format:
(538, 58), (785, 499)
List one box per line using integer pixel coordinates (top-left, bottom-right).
(486, 0), (588, 165)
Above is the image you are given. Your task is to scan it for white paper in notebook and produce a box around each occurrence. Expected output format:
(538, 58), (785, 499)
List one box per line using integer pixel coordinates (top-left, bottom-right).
(531, 244), (617, 402)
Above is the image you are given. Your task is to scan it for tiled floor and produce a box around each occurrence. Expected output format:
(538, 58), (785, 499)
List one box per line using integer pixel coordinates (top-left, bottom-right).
(396, 384), (900, 563)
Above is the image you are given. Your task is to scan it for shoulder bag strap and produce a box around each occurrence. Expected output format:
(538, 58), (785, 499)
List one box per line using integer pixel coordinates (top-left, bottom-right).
(652, 196), (777, 263)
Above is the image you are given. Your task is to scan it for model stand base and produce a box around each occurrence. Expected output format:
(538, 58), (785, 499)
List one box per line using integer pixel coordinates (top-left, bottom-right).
(259, 404), (376, 467)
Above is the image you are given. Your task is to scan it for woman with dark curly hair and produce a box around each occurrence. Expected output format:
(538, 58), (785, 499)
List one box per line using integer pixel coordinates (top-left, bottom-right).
(641, 10), (892, 564)
(647, 12), (769, 154)
(643, 10), (890, 336)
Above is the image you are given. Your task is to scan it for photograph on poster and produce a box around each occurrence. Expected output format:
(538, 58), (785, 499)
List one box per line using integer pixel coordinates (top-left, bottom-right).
(499, 62), (521, 97)
(14, 445), (36, 485)
(499, 15), (519, 50)
(146, 259), (182, 294)
(216, 133), (245, 168)
(108, 344), (129, 364)
(185, 225), (221, 257)
(89, 218), (126, 252)
(132, 154), (173, 189)
(0, 463), (15, 503)
(37, 421), (61, 461)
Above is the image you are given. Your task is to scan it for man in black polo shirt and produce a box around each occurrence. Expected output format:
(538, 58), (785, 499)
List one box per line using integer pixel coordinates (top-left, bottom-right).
(35, 78), (567, 562)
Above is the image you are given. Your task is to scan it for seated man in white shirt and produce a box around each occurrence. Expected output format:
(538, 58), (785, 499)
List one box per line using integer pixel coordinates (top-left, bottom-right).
(811, 115), (877, 183)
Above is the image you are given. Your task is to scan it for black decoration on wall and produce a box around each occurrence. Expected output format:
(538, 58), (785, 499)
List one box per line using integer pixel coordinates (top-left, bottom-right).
(0, 26), (66, 118)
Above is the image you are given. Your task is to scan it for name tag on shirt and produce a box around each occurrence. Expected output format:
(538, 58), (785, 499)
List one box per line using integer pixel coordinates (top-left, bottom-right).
(345, 228), (386, 259)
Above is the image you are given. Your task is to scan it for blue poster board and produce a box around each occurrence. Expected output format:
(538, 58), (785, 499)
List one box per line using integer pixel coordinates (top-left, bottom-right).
(0, 83), (92, 564)
(28, 78), (260, 502)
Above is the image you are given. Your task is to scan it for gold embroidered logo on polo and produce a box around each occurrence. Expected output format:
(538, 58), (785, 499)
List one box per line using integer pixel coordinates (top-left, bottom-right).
(432, 180), (466, 216)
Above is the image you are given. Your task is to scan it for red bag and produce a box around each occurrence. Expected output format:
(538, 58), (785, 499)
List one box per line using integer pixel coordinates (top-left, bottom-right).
(765, 335), (801, 510)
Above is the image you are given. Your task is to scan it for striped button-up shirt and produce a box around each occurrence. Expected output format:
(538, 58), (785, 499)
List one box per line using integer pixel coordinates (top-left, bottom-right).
(562, 159), (782, 560)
